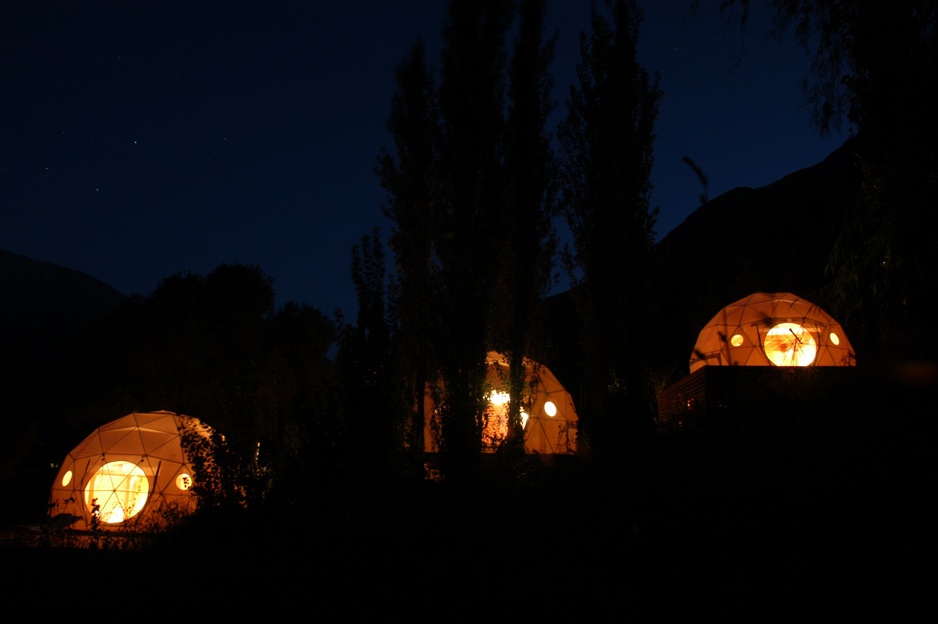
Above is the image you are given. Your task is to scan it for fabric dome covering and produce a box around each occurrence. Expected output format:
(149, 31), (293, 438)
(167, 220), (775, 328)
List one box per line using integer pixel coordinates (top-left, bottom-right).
(48, 410), (212, 531)
(689, 292), (856, 373)
(424, 352), (578, 455)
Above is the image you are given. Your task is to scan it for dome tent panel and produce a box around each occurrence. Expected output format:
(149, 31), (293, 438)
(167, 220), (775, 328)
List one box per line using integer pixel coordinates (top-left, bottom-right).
(689, 292), (856, 372)
(48, 410), (213, 531)
(423, 352), (579, 455)
(520, 362), (579, 454)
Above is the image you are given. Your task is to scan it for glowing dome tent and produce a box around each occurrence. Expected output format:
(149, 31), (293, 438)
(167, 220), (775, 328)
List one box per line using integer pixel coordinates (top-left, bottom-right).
(689, 291), (856, 372)
(424, 352), (578, 455)
(48, 410), (212, 531)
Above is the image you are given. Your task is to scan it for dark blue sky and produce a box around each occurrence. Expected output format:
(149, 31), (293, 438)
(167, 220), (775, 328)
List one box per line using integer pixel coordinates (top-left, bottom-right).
(1, 1), (845, 319)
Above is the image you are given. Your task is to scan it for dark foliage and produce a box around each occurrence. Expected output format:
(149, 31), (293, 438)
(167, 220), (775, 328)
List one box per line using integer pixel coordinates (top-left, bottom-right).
(374, 0), (559, 482)
(558, 0), (662, 449)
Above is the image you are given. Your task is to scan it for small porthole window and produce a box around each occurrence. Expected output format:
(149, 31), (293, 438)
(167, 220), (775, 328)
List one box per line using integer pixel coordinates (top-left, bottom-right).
(176, 473), (193, 491)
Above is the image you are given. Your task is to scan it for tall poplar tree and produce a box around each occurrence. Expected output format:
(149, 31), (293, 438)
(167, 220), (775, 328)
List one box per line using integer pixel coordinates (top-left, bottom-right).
(378, 0), (559, 481)
(558, 0), (661, 453)
(432, 0), (514, 480)
(493, 0), (558, 455)
(376, 40), (442, 476)
(335, 228), (398, 481)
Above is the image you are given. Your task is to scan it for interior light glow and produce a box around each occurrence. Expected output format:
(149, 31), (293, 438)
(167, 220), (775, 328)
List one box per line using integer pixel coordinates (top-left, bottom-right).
(489, 391), (510, 405)
(176, 473), (193, 491)
(85, 461), (149, 524)
(61, 470), (73, 487)
(486, 391), (532, 430)
(764, 322), (817, 366)
(544, 401), (557, 417)
(830, 332), (840, 346)
(730, 334), (744, 347)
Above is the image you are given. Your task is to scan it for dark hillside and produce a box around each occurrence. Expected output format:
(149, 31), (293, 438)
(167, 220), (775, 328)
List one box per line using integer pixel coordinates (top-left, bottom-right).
(1, 249), (128, 366)
(651, 139), (860, 377)
(0, 250), (128, 521)
(541, 139), (862, 390)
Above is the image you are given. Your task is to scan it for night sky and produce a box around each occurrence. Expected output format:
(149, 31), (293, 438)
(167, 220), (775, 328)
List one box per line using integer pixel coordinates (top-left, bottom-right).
(1, 1), (846, 319)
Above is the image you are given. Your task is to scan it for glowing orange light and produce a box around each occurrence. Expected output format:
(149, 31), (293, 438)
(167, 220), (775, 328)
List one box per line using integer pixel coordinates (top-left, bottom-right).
(764, 322), (817, 366)
(85, 461), (149, 524)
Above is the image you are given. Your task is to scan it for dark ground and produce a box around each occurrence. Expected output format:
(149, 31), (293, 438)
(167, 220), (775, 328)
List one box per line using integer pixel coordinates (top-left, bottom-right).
(2, 368), (933, 619)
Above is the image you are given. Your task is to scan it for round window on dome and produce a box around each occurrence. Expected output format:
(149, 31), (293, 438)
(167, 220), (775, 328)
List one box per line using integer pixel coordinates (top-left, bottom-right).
(763, 322), (817, 366)
(176, 473), (193, 491)
(85, 461), (149, 524)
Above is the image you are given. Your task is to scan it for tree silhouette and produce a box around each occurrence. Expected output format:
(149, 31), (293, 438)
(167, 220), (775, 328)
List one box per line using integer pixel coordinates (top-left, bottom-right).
(429, 0), (516, 481)
(258, 300), (336, 498)
(335, 229), (406, 482)
(491, 0), (559, 457)
(374, 0), (561, 481)
(558, 0), (662, 453)
(376, 40), (442, 474)
(79, 263), (337, 505)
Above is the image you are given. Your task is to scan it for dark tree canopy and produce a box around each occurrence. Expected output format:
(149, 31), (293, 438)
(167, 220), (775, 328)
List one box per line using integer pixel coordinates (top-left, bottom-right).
(494, 0), (559, 453)
(376, 40), (442, 475)
(77, 263), (337, 503)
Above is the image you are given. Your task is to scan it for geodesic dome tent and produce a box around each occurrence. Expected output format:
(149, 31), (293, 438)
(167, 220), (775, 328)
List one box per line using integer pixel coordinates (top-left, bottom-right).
(424, 352), (578, 455)
(689, 291), (856, 372)
(48, 410), (213, 531)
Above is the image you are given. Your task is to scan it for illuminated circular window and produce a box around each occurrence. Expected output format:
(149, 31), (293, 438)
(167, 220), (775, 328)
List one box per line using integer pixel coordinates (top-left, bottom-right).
(830, 332), (841, 346)
(61, 470), (73, 487)
(730, 334), (744, 347)
(544, 401), (557, 417)
(176, 473), (193, 491)
(84, 461), (149, 524)
(763, 322), (817, 366)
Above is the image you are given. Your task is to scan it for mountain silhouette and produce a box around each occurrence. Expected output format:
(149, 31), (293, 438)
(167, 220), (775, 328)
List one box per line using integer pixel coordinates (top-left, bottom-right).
(541, 138), (860, 389)
(1, 249), (127, 366)
(651, 138), (859, 372)
(2, 139), (859, 379)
